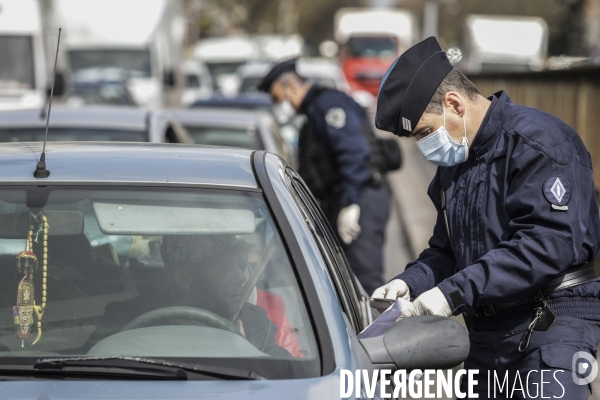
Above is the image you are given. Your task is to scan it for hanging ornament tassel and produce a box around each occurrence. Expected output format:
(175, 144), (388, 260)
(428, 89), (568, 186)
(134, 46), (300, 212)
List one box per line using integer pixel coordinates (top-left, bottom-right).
(13, 275), (35, 350)
(14, 215), (49, 348)
(15, 223), (38, 277)
(32, 215), (48, 346)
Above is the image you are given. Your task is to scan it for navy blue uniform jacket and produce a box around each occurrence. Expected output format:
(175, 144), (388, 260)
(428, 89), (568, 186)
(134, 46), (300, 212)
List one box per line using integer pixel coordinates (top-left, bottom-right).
(396, 91), (600, 320)
(299, 86), (371, 207)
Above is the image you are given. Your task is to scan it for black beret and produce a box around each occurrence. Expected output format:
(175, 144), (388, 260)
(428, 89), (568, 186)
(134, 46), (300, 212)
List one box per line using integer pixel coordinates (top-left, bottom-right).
(258, 58), (298, 93)
(375, 37), (453, 137)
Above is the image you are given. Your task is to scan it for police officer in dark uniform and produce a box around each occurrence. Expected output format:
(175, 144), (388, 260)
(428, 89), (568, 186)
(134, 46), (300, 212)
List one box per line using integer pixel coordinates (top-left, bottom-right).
(371, 37), (600, 398)
(259, 58), (393, 294)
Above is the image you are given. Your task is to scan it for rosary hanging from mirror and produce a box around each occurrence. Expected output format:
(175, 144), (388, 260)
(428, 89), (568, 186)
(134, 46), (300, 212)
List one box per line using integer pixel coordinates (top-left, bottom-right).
(13, 213), (48, 350)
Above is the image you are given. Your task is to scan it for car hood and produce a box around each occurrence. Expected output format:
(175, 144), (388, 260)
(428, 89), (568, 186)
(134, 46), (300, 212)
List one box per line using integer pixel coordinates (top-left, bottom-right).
(0, 372), (341, 399)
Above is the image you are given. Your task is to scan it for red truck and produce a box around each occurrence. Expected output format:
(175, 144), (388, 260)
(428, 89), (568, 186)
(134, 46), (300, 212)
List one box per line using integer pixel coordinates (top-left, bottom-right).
(335, 9), (416, 97)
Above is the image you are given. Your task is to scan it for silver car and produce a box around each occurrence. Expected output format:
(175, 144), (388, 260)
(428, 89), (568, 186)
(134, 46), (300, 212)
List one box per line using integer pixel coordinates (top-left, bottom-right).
(171, 107), (295, 166)
(0, 107), (193, 143)
(0, 142), (467, 398)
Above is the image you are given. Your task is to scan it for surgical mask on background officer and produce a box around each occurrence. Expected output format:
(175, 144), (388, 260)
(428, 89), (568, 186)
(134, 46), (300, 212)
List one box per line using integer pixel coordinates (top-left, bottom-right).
(273, 99), (295, 125)
(270, 73), (310, 122)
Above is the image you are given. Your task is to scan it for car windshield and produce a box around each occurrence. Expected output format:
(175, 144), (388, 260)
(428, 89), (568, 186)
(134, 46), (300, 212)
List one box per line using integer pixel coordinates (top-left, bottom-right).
(0, 36), (35, 90)
(185, 126), (263, 150)
(69, 49), (152, 78)
(70, 84), (134, 106)
(347, 36), (398, 58)
(0, 187), (318, 378)
(0, 128), (147, 142)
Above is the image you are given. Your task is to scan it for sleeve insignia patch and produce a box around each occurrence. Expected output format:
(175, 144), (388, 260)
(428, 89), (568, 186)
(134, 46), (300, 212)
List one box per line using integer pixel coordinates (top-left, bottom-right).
(325, 107), (346, 129)
(543, 175), (571, 210)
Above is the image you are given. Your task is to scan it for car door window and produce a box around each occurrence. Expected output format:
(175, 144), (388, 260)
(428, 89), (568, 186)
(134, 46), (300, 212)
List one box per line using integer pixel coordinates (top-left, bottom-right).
(167, 121), (192, 144)
(285, 170), (364, 332)
(266, 121), (286, 155)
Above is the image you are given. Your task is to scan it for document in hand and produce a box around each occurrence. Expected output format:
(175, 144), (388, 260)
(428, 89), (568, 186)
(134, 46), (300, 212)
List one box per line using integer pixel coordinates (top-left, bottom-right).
(358, 298), (412, 339)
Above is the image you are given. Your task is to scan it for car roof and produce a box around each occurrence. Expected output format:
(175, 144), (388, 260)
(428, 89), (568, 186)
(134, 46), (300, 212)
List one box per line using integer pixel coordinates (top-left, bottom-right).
(298, 58), (344, 77)
(170, 108), (266, 128)
(191, 94), (272, 109)
(181, 59), (209, 74)
(238, 58), (342, 79)
(0, 107), (149, 131)
(0, 142), (257, 188)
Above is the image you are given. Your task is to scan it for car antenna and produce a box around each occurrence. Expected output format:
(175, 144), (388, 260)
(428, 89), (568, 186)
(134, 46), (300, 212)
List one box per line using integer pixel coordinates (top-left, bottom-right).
(34, 28), (61, 179)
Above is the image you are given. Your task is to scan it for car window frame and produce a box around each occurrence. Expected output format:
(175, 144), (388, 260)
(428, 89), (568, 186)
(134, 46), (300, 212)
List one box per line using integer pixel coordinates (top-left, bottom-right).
(167, 120), (193, 144)
(253, 151), (335, 376)
(281, 170), (375, 328)
(283, 168), (366, 333)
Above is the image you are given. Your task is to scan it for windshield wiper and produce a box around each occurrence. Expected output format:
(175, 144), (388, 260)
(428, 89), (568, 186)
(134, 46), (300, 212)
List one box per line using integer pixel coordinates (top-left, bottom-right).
(26, 356), (264, 381)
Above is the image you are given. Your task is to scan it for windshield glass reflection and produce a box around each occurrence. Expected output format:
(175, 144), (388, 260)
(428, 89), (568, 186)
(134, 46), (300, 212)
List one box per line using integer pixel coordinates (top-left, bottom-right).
(0, 188), (317, 371)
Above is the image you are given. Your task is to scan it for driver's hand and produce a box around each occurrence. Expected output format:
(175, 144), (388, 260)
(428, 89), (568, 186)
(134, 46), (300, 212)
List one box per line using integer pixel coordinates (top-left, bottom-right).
(370, 279), (410, 310)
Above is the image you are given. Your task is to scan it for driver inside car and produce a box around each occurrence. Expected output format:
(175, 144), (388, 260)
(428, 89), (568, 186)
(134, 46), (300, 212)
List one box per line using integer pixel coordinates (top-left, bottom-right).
(82, 234), (290, 357)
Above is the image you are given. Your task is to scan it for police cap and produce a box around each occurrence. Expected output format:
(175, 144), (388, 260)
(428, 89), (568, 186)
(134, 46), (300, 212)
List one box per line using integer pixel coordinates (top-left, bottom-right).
(376, 37), (453, 137)
(258, 58), (298, 93)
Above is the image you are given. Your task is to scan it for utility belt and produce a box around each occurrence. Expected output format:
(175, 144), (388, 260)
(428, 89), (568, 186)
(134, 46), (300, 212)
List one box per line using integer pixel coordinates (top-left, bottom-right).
(467, 263), (598, 318)
(462, 262), (599, 352)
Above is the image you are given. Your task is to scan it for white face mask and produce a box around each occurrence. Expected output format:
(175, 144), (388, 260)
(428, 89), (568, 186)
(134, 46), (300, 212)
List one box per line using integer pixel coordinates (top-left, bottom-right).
(416, 106), (468, 167)
(273, 99), (295, 125)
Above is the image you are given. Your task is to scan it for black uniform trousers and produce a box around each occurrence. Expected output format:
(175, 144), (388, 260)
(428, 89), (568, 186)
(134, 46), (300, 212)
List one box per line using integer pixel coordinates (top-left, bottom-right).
(328, 183), (390, 295)
(460, 307), (600, 399)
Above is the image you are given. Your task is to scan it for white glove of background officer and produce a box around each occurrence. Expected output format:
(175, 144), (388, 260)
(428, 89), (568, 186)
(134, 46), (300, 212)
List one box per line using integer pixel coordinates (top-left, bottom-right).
(370, 279), (411, 310)
(400, 287), (452, 319)
(337, 204), (361, 244)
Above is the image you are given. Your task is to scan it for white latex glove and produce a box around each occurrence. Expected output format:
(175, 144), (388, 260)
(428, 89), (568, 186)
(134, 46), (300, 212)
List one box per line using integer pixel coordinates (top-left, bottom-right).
(370, 279), (411, 310)
(400, 287), (452, 319)
(337, 204), (361, 244)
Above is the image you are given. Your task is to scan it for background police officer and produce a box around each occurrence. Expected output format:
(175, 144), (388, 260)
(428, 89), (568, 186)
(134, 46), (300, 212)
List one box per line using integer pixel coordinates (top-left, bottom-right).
(259, 58), (392, 295)
(371, 37), (600, 398)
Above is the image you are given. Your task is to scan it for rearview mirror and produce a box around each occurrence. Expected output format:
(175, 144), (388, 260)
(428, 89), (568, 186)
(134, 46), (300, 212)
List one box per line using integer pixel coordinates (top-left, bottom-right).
(359, 315), (469, 370)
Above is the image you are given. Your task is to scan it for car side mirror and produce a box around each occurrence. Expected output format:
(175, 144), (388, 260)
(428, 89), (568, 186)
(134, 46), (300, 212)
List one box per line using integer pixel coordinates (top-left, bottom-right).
(359, 315), (469, 370)
(46, 71), (65, 97)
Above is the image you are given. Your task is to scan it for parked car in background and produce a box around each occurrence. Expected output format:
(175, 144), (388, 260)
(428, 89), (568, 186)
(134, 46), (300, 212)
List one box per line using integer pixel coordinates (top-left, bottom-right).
(0, 107), (193, 143)
(236, 59), (374, 110)
(253, 34), (304, 62)
(180, 60), (213, 107)
(237, 58), (350, 95)
(64, 79), (136, 106)
(0, 143), (468, 398)
(193, 36), (258, 96)
(190, 93), (273, 112)
(190, 94), (301, 151)
(170, 108), (295, 166)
